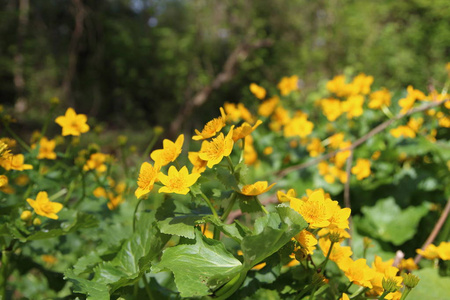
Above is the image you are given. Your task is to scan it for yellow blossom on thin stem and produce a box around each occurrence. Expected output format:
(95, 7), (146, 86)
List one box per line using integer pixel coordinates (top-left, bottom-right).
(55, 108), (90, 136)
(369, 88), (391, 109)
(192, 111), (226, 140)
(0, 175), (8, 188)
(436, 241), (450, 260)
(341, 258), (376, 289)
(158, 166), (200, 195)
(307, 138), (325, 157)
(240, 181), (276, 196)
(107, 194), (123, 210)
(295, 229), (317, 255)
(199, 127), (234, 168)
(27, 191), (63, 220)
(320, 98), (342, 121)
(135, 162), (160, 198)
(283, 114), (314, 138)
(277, 188), (297, 203)
(33, 137), (57, 160)
(83, 153), (108, 173)
(151, 134), (184, 167)
(341, 95), (364, 119)
(0, 154), (33, 171)
(249, 83), (266, 100)
(232, 120), (262, 142)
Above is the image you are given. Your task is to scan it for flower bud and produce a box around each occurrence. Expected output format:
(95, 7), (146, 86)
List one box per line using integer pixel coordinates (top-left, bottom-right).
(329, 231), (341, 243)
(21, 210), (32, 221)
(402, 273), (420, 289)
(50, 97), (60, 105)
(33, 218), (42, 226)
(117, 135), (128, 146)
(153, 126), (164, 135)
(382, 277), (400, 293)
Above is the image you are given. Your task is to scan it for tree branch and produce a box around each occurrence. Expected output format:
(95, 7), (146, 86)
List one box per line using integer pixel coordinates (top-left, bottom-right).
(168, 39), (274, 138)
(276, 98), (449, 178)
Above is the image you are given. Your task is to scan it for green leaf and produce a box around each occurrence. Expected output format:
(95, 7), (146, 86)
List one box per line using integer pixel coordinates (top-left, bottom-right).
(158, 215), (202, 239)
(408, 268), (450, 299)
(216, 167), (239, 190)
(204, 215), (245, 242)
(238, 194), (264, 214)
(359, 197), (429, 245)
(64, 269), (109, 300)
(157, 230), (243, 297)
(241, 207), (307, 268)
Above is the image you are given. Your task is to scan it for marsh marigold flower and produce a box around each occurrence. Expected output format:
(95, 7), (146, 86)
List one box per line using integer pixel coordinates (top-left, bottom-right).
(151, 134), (184, 166)
(232, 120), (262, 142)
(258, 96), (279, 117)
(307, 138), (325, 157)
(192, 111), (226, 140)
(341, 258), (376, 288)
(199, 127), (234, 168)
(283, 115), (314, 138)
(27, 191), (63, 220)
(0, 154), (33, 171)
(240, 181), (276, 196)
(249, 83), (266, 100)
(341, 95), (364, 119)
(188, 152), (207, 174)
(0, 175), (7, 188)
(290, 190), (333, 229)
(83, 153), (108, 173)
(107, 194), (123, 210)
(295, 229), (317, 255)
(320, 98), (342, 122)
(351, 73), (374, 95)
(33, 137), (57, 160)
(55, 108), (90, 136)
(369, 88), (391, 109)
(158, 166), (200, 195)
(277, 75), (299, 96)
(135, 162), (160, 198)
(351, 158), (371, 180)
(277, 188), (297, 203)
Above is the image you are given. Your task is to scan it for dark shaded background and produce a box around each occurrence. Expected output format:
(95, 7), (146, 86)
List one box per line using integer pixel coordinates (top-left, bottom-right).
(1, 0), (449, 139)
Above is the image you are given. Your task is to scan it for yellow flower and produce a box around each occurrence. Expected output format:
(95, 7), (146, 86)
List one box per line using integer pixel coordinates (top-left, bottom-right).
(188, 151), (208, 174)
(398, 85), (426, 114)
(232, 120), (262, 142)
(83, 153), (108, 173)
(41, 254), (58, 266)
(20, 210), (32, 221)
(342, 258), (376, 288)
(0, 175), (7, 188)
(240, 181), (276, 196)
(277, 189), (297, 203)
(341, 95), (364, 119)
(269, 106), (291, 131)
(307, 138), (325, 157)
(263, 146), (273, 155)
(340, 293), (350, 300)
(320, 98), (342, 121)
(55, 108), (90, 136)
(295, 229), (317, 255)
(192, 112), (226, 140)
(33, 137), (57, 160)
(390, 126), (416, 138)
(290, 191), (333, 229)
(327, 201), (351, 229)
(135, 162), (160, 198)
(398, 258), (418, 271)
(151, 134), (184, 167)
(199, 224), (214, 239)
(93, 187), (108, 198)
(27, 191), (63, 220)
(369, 88), (391, 109)
(107, 194), (123, 210)
(326, 75), (357, 97)
(351, 73), (373, 95)
(199, 127), (234, 168)
(283, 114), (314, 138)
(223, 103), (241, 123)
(277, 75), (299, 96)
(158, 166), (200, 195)
(258, 96), (279, 117)
(244, 135), (258, 165)
(249, 83), (266, 100)
(328, 133), (345, 149)
(319, 238), (353, 266)
(417, 243), (440, 259)
(0, 154), (33, 171)
(436, 241), (450, 260)
(0, 141), (12, 161)
(351, 158), (371, 180)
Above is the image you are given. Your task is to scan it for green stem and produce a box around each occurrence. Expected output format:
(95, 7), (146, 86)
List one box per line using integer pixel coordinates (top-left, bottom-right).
(40, 106), (56, 138)
(63, 181), (75, 205)
(133, 198), (145, 232)
(142, 274), (155, 300)
(1, 119), (31, 152)
(73, 171), (86, 209)
(143, 130), (162, 160)
(344, 282), (353, 293)
(226, 156), (235, 173)
(349, 286), (368, 299)
(254, 196), (269, 215)
(198, 191), (219, 219)
(378, 291), (390, 300)
(221, 192), (237, 222)
(49, 188), (67, 201)
(308, 284), (318, 300)
(213, 271), (247, 300)
(319, 241), (335, 274)
(0, 250), (11, 299)
(399, 288), (411, 300)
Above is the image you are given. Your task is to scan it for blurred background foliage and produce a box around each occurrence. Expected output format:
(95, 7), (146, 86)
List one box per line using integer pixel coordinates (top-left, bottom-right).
(1, 0), (449, 137)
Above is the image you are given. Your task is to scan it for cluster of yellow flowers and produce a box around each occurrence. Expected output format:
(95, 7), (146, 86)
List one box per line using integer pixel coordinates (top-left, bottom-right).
(278, 188), (419, 300)
(416, 241), (450, 261)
